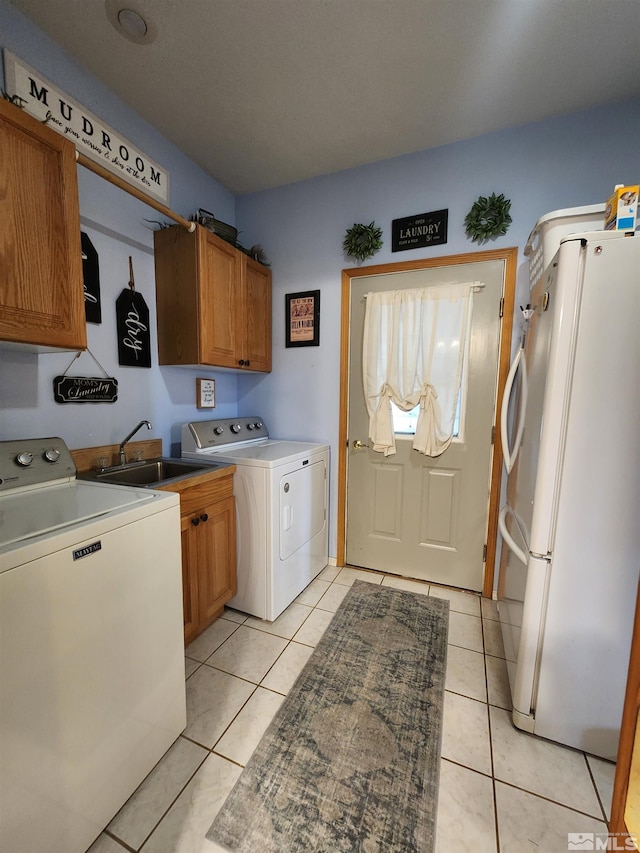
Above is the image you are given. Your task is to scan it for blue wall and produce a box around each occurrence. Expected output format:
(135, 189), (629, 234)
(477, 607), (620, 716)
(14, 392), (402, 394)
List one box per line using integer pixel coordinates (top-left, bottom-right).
(2, 0), (639, 561)
(0, 0), (237, 455)
(235, 100), (640, 556)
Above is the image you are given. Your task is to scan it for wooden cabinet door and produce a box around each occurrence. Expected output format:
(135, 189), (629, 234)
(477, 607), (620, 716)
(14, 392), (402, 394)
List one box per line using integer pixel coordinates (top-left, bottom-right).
(154, 225), (199, 365)
(243, 256), (272, 372)
(198, 229), (241, 368)
(154, 224), (271, 372)
(196, 495), (237, 625)
(180, 514), (200, 645)
(0, 98), (85, 350)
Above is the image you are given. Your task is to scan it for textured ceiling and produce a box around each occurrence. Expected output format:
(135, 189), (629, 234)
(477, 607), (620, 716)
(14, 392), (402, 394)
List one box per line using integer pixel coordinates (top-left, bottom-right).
(7, 0), (640, 194)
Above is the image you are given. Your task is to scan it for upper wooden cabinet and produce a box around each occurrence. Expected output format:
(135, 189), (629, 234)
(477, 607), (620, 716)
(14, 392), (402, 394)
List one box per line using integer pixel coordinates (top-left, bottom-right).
(0, 98), (86, 351)
(154, 224), (271, 372)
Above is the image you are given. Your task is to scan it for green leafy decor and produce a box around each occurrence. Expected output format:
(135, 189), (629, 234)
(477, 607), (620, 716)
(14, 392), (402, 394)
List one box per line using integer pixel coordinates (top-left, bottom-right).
(343, 221), (383, 262)
(464, 193), (512, 242)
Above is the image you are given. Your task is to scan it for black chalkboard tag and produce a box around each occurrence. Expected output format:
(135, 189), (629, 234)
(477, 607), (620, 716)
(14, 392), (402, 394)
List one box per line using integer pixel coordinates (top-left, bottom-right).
(81, 232), (102, 324)
(54, 375), (118, 403)
(116, 289), (151, 368)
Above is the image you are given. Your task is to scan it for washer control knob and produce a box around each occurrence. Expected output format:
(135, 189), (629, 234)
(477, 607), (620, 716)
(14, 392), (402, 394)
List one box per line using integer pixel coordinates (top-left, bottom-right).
(247, 422), (255, 430)
(213, 426), (224, 435)
(230, 423), (242, 434)
(44, 448), (61, 463)
(16, 451), (33, 467)
(255, 421), (264, 429)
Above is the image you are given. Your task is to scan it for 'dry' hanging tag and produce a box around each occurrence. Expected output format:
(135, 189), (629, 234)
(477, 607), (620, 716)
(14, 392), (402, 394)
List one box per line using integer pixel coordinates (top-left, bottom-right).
(116, 256), (152, 368)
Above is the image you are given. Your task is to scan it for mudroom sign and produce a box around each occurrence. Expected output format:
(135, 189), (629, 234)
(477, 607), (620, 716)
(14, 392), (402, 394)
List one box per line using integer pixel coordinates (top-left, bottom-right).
(392, 209), (448, 252)
(3, 50), (170, 205)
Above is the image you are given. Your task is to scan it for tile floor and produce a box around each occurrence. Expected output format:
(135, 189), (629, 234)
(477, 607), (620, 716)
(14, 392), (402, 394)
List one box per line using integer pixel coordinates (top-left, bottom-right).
(88, 566), (616, 853)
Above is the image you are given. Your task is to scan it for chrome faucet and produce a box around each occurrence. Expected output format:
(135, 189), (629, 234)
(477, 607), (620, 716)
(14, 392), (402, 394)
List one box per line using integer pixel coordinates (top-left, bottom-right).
(119, 420), (152, 465)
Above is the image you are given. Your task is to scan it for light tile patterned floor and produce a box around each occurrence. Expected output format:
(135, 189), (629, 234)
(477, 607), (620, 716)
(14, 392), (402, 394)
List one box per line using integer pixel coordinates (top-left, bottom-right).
(87, 567), (616, 853)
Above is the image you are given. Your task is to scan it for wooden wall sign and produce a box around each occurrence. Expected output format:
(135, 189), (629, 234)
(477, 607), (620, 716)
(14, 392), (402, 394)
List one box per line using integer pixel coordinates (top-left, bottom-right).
(392, 209), (448, 252)
(81, 232), (102, 324)
(3, 50), (170, 205)
(116, 258), (151, 367)
(116, 289), (151, 367)
(53, 375), (118, 404)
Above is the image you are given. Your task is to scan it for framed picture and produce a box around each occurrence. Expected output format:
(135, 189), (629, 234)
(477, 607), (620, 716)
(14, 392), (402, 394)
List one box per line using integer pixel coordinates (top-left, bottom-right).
(285, 290), (320, 347)
(196, 377), (216, 408)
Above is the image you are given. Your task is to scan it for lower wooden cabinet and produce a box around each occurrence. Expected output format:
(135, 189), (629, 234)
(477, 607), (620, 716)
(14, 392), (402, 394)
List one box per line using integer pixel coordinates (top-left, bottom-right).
(162, 470), (237, 645)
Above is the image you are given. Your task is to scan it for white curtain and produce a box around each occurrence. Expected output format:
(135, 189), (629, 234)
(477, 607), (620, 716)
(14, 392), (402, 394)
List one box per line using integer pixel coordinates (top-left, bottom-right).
(362, 283), (474, 457)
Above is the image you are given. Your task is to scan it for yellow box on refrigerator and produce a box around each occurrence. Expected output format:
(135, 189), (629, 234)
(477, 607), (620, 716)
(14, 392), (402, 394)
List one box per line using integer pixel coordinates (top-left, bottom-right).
(605, 185), (638, 231)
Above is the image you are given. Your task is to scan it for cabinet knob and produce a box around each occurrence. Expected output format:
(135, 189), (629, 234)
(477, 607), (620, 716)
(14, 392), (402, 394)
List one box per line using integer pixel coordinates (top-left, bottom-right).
(191, 517), (200, 526)
(200, 513), (209, 522)
(238, 359), (246, 366)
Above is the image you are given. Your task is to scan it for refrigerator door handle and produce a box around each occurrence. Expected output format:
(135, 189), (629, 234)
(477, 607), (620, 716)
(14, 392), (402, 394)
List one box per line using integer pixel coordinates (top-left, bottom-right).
(498, 504), (528, 565)
(501, 345), (528, 473)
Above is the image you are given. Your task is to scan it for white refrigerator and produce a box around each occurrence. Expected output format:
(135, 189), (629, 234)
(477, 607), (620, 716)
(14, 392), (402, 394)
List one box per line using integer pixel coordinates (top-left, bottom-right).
(498, 229), (640, 760)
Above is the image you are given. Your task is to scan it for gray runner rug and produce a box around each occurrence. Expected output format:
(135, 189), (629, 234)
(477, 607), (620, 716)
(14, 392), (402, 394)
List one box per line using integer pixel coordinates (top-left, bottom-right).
(207, 579), (449, 853)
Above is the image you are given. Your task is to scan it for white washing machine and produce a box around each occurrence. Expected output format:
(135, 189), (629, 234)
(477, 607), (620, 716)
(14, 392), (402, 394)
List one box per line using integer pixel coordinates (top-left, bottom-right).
(0, 438), (186, 853)
(182, 418), (329, 621)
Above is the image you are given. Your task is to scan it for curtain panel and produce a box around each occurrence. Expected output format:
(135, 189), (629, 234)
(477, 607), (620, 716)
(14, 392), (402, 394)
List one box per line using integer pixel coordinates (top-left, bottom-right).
(362, 283), (474, 457)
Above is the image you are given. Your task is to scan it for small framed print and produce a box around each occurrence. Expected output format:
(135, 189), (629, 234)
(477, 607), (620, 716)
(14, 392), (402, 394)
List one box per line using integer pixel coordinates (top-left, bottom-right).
(285, 290), (320, 347)
(196, 378), (216, 409)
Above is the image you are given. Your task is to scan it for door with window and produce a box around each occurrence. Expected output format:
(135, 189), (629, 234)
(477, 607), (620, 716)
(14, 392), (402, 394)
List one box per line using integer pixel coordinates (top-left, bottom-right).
(345, 259), (505, 591)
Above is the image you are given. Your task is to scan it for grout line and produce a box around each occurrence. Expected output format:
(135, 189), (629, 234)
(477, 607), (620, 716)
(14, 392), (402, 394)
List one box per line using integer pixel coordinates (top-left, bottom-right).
(583, 752), (610, 823)
(493, 777), (610, 824)
(209, 748), (246, 769)
(201, 682), (260, 754)
(481, 604), (502, 853)
(102, 828), (136, 852)
(184, 619), (243, 666)
(440, 755), (495, 781)
(134, 746), (211, 852)
(257, 638), (298, 688)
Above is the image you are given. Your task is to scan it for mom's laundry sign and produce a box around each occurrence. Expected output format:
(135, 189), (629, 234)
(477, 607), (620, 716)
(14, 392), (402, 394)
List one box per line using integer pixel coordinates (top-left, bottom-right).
(3, 50), (170, 205)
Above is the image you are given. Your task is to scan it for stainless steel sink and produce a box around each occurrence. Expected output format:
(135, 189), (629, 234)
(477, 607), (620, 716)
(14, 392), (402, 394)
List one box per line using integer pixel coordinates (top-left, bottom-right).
(78, 457), (219, 487)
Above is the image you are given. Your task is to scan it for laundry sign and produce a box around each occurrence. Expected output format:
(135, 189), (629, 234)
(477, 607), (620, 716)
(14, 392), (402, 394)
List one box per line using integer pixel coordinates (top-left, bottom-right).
(54, 376), (118, 404)
(3, 50), (170, 205)
(53, 350), (118, 403)
(391, 209), (448, 252)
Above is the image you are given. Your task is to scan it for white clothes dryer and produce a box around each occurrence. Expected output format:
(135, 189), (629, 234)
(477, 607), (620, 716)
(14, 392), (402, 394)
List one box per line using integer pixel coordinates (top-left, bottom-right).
(182, 418), (329, 621)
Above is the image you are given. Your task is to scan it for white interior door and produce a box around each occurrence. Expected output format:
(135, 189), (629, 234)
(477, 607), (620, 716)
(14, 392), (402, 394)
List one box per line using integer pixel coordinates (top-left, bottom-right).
(345, 260), (504, 591)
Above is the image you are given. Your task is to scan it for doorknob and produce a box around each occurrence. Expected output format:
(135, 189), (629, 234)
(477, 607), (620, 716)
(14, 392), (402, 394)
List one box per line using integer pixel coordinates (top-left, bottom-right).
(352, 440), (370, 449)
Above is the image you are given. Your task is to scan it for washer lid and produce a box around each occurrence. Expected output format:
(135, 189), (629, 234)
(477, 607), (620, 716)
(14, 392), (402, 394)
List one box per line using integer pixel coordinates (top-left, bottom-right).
(191, 440), (329, 468)
(0, 481), (155, 548)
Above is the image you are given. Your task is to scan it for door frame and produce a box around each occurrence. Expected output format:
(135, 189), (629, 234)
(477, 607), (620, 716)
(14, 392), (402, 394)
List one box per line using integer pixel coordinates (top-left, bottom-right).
(337, 247), (518, 598)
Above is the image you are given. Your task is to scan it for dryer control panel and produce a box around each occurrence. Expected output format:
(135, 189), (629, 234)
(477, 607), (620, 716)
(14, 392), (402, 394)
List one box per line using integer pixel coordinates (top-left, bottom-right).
(182, 417), (269, 451)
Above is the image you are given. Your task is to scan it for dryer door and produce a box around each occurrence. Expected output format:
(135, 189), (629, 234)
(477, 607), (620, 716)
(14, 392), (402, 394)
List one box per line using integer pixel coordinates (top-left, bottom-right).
(280, 459), (326, 560)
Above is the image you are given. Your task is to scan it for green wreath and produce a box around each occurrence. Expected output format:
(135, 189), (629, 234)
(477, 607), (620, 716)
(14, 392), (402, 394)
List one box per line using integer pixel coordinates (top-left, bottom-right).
(343, 221), (383, 262)
(464, 193), (512, 242)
